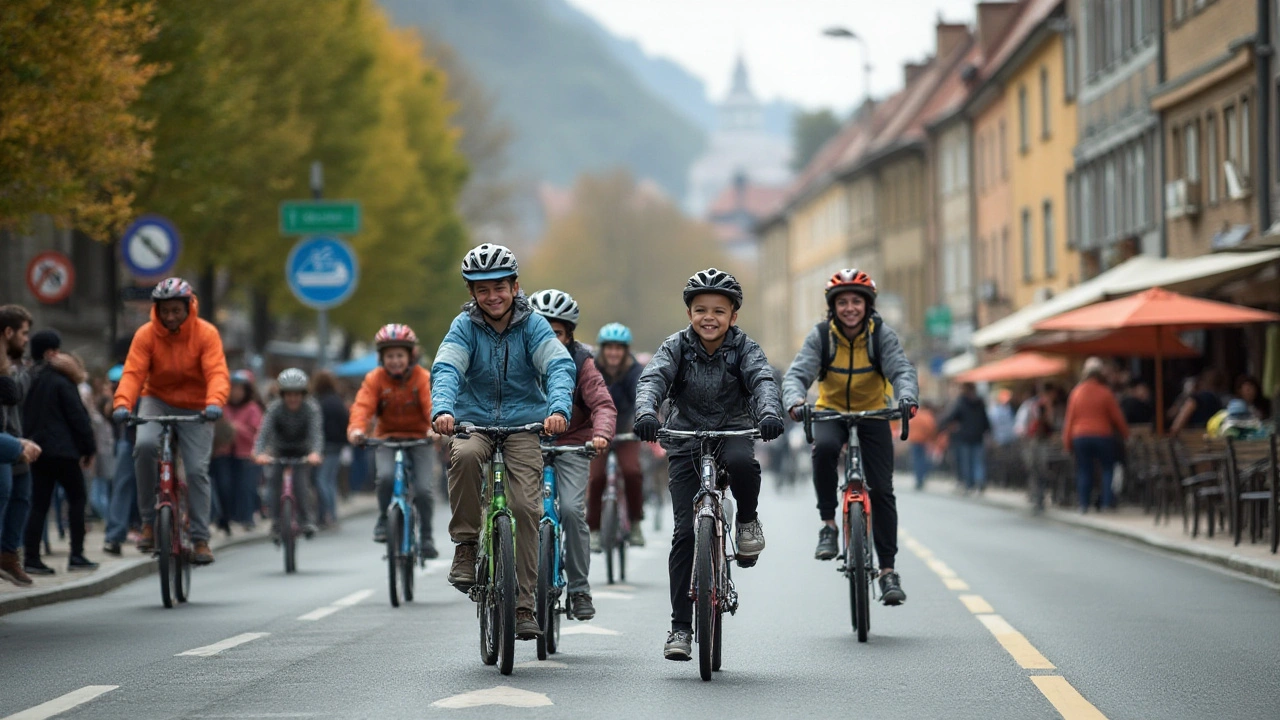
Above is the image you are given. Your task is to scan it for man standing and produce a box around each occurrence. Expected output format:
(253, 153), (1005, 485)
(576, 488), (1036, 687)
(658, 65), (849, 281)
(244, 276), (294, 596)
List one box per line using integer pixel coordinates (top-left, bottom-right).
(0, 305), (36, 585)
(939, 383), (992, 493)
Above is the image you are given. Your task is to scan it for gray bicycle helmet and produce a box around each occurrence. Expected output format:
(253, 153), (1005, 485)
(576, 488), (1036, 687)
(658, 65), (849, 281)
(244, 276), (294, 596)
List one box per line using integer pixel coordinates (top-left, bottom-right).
(683, 267), (743, 310)
(461, 243), (519, 282)
(151, 277), (194, 302)
(276, 368), (309, 393)
(528, 289), (580, 328)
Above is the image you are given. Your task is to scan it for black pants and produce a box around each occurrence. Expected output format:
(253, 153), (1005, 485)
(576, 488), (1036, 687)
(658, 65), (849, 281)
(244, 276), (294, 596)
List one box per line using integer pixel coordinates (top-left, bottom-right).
(667, 437), (760, 631)
(811, 419), (898, 570)
(25, 457), (88, 559)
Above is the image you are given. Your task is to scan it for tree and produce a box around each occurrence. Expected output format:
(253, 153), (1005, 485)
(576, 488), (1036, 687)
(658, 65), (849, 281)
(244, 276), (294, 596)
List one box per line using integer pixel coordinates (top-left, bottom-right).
(791, 109), (842, 172)
(524, 170), (739, 352)
(0, 0), (157, 239)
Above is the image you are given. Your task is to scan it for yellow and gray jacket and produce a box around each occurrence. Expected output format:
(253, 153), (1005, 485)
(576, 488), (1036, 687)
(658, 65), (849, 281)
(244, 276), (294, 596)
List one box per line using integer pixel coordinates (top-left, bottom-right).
(781, 315), (918, 413)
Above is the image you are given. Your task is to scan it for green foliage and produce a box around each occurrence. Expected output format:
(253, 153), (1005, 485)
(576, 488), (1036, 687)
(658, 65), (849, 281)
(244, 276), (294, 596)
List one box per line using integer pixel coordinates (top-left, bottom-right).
(791, 109), (842, 172)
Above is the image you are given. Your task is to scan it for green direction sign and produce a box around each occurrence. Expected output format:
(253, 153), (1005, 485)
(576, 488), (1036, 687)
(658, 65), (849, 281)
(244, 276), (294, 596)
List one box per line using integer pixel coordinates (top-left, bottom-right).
(925, 305), (953, 339)
(279, 200), (361, 235)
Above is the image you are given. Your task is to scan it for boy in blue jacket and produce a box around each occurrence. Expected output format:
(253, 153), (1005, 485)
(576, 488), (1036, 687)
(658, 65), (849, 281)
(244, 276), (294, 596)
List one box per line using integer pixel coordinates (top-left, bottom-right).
(431, 244), (577, 641)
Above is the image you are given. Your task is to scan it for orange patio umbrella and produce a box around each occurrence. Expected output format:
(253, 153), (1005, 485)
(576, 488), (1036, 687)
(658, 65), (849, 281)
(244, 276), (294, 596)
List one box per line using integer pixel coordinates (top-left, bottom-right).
(953, 352), (1068, 384)
(1033, 287), (1280, 432)
(1019, 327), (1200, 359)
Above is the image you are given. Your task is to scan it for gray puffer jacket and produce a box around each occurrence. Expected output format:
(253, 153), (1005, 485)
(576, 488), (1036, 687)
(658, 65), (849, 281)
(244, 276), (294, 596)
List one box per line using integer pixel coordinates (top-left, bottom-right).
(635, 326), (783, 456)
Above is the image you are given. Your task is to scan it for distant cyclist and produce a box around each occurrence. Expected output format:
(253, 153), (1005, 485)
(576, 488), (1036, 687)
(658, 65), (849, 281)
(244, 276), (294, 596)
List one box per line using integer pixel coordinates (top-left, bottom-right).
(253, 368), (323, 541)
(112, 278), (229, 565)
(588, 322), (646, 549)
(781, 269), (918, 605)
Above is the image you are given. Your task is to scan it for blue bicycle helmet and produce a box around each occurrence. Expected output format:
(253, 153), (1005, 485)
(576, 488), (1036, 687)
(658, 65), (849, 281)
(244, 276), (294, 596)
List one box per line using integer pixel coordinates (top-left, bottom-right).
(597, 322), (632, 346)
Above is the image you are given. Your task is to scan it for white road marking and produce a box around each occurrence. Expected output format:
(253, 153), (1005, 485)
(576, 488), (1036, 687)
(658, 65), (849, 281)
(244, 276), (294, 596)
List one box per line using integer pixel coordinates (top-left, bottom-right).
(513, 660), (568, 669)
(560, 624), (621, 636)
(332, 589), (375, 607)
(431, 686), (553, 709)
(297, 606), (342, 622)
(177, 632), (269, 657)
(298, 588), (374, 620)
(2, 685), (118, 720)
(590, 591), (634, 600)
(608, 583), (637, 591)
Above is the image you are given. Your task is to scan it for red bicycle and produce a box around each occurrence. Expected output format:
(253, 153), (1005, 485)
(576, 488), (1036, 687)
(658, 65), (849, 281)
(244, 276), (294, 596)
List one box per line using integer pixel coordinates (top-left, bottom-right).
(267, 457), (311, 574)
(131, 414), (209, 608)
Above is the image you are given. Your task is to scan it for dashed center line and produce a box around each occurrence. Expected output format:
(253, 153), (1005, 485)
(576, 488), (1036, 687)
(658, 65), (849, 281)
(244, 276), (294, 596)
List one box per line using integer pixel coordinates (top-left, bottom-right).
(976, 614), (1056, 670)
(1, 685), (118, 720)
(958, 594), (994, 614)
(332, 589), (375, 607)
(177, 632), (269, 657)
(299, 588), (373, 621)
(1030, 676), (1109, 720)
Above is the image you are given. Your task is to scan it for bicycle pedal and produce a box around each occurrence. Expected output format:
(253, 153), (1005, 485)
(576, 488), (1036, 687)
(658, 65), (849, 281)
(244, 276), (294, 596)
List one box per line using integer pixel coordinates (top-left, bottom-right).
(736, 555), (757, 569)
(836, 564), (848, 573)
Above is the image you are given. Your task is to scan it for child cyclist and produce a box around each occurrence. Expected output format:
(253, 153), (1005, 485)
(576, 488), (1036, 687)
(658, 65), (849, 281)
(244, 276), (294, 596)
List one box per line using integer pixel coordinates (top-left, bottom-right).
(253, 369), (323, 541)
(633, 268), (784, 661)
(431, 244), (577, 641)
(528, 289), (617, 622)
(781, 269), (919, 605)
(588, 323), (647, 549)
(347, 324), (438, 558)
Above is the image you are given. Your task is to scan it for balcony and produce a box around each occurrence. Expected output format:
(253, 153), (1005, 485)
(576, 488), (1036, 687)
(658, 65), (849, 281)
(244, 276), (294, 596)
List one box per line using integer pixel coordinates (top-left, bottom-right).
(1165, 179), (1201, 220)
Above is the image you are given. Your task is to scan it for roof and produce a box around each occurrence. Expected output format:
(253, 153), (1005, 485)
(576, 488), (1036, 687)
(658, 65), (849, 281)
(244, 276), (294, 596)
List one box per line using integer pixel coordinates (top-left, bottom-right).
(968, 0), (1063, 103)
(706, 182), (789, 220)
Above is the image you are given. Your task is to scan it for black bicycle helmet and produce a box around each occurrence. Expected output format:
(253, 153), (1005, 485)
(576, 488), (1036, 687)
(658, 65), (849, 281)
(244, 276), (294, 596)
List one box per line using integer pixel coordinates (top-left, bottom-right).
(683, 268), (743, 310)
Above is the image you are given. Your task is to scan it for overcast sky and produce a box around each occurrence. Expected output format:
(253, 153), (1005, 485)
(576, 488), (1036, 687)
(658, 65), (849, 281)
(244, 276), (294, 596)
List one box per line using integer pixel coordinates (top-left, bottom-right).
(564, 0), (978, 113)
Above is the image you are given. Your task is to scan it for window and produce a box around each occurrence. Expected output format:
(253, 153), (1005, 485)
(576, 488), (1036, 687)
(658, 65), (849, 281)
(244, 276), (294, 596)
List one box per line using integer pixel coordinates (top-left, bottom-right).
(1021, 208), (1033, 281)
(1172, 125), (1183, 177)
(1185, 120), (1199, 181)
(1111, 0), (1123, 64)
(999, 120), (1008, 176)
(1064, 28), (1077, 100)
(1240, 96), (1251, 177)
(1040, 67), (1051, 139)
(1018, 85), (1030, 151)
(1043, 201), (1056, 277)
(1066, 173), (1077, 248)
(1173, 0), (1186, 23)
(1001, 226), (1011, 292)
(1105, 157), (1117, 238)
(1224, 105), (1238, 165)
(1081, 172), (1094, 247)
(1132, 0), (1144, 47)
(1206, 113), (1218, 203)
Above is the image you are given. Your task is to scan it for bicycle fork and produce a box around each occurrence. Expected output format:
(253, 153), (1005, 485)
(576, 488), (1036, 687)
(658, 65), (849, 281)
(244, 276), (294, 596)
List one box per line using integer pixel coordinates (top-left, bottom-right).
(688, 455), (739, 615)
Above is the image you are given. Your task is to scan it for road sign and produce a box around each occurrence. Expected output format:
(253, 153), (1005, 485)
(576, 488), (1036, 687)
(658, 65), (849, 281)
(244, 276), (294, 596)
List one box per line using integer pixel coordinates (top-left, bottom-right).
(279, 201), (361, 235)
(26, 251), (75, 304)
(925, 305), (953, 339)
(121, 215), (181, 278)
(286, 236), (358, 310)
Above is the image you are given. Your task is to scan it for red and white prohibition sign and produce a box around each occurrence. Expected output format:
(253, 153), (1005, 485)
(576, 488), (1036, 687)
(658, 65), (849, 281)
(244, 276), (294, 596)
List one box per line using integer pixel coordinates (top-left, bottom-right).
(26, 251), (76, 304)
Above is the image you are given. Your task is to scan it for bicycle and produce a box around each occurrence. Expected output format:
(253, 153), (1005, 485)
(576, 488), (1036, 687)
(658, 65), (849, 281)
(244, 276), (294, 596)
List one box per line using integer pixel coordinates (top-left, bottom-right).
(461, 422), (543, 677)
(656, 427), (759, 681)
(536, 441), (597, 660)
(129, 414), (210, 609)
(599, 432), (638, 585)
(264, 457), (310, 575)
(365, 438), (433, 608)
(801, 403), (910, 642)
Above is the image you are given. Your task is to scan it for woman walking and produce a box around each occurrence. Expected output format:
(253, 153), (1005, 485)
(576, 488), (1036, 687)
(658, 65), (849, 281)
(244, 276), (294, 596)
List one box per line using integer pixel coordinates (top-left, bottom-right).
(1063, 358), (1130, 512)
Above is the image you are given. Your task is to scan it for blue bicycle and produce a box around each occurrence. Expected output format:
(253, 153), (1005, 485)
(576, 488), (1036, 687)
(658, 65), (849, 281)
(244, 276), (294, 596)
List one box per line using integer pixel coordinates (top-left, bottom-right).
(366, 438), (433, 608)
(536, 442), (598, 660)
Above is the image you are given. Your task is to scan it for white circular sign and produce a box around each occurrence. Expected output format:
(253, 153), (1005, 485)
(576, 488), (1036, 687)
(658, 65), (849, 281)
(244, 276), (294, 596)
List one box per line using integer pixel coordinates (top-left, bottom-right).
(121, 215), (181, 278)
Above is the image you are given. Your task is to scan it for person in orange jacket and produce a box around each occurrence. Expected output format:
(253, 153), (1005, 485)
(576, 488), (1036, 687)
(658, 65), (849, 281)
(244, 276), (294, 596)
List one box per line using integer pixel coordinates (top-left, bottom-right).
(347, 324), (437, 557)
(112, 278), (229, 565)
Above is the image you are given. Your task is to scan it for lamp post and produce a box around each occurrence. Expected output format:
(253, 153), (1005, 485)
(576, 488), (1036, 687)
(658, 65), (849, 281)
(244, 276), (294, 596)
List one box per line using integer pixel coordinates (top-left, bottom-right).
(822, 26), (873, 110)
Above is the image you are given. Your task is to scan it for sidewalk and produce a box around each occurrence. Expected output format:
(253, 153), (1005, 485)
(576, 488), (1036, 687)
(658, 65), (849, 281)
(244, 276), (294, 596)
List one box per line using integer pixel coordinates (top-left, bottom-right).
(0, 493), (379, 616)
(921, 475), (1280, 586)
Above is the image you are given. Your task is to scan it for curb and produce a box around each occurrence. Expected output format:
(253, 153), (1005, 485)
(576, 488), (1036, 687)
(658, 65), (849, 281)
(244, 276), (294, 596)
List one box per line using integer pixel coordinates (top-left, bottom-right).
(0, 500), (379, 617)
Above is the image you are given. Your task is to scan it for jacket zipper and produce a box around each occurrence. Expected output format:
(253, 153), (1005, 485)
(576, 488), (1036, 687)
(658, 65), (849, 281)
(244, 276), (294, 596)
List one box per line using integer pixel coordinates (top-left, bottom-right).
(844, 327), (854, 410)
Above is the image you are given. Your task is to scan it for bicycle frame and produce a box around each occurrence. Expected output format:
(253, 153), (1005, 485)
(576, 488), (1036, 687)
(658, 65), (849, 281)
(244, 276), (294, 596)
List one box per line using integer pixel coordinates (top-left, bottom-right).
(366, 438), (432, 558)
(540, 443), (596, 592)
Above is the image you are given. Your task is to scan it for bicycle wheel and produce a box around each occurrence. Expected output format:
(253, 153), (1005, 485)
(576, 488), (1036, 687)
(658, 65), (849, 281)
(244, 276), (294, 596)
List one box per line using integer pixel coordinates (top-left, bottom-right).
(282, 498), (296, 574)
(536, 525), (554, 660)
(600, 497), (618, 584)
(174, 502), (191, 603)
(157, 508), (174, 608)
(402, 509), (417, 602)
(495, 515), (517, 676)
(387, 506), (403, 608)
(695, 515), (716, 681)
(849, 508), (870, 642)
(712, 607), (724, 671)
(478, 557), (497, 666)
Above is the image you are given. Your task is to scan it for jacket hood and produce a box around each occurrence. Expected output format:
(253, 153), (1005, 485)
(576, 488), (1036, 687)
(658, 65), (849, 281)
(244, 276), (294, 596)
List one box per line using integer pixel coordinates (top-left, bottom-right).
(679, 324), (744, 358)
(150, 295), (201, 337)
(464, 294), (532, 330)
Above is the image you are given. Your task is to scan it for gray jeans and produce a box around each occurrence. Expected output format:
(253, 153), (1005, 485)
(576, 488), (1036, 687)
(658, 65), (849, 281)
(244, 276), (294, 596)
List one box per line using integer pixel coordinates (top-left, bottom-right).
(375, 444), (435, 540)
(133, 397), (214, 542)
(554, 452), (592, 594)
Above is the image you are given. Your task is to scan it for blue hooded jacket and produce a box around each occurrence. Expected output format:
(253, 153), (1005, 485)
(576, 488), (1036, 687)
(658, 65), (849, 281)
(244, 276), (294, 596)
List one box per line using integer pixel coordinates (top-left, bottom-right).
(431, 296), (576, 426)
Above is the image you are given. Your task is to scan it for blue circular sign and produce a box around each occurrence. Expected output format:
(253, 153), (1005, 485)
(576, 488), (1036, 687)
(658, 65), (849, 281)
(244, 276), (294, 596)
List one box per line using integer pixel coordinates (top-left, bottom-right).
(286, 236), (358, 310)
(121, 215), (181, 278)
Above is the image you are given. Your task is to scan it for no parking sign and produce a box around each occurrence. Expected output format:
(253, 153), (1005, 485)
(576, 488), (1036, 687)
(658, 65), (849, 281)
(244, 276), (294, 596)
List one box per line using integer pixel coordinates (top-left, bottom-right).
(25, 251), (75, 304)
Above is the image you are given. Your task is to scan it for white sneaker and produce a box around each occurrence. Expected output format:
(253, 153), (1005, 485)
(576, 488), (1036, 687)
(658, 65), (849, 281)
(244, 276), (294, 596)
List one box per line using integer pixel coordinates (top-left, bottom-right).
(736, 518), (765, 556)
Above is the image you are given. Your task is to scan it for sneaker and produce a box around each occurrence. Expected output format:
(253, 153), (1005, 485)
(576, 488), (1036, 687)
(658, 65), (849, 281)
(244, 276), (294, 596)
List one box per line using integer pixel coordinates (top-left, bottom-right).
(102, 542), (122, 557)
(68, 554), (99, 572)
(736, 517), (765, 557)
(0, 551), (33, 587)
(24, 558), (55, 576)
(814, 525), (838, 560)
(589, 530), (601, 554)
(516, 608), (542, 640)
(570, 592), (596, 621)
(627, 525), (646, 547)
(663, 629), (693, 661)
(448, 542), (477, 587)
(372, 516), (387, 544)
(302, 523), (318, 539)
(137, 524), (155, 553)
(421, 537), (439, 560)
(191, 541), (215, 565)
(879, 571), (907, 606)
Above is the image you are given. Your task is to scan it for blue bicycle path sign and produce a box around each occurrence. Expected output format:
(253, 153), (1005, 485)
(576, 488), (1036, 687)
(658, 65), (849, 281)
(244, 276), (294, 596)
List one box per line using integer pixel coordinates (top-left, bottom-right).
(286, 236), (358, 310)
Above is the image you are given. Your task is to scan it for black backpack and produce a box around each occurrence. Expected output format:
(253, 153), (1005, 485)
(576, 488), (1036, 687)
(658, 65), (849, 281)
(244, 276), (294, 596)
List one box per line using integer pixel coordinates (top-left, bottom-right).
(815, 315), (885, 383)
(667, 333), (751, 401)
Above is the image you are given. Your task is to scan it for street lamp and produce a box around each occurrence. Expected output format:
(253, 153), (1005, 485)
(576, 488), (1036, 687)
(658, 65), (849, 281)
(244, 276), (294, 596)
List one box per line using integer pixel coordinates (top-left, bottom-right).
(822, 26), (873, 110)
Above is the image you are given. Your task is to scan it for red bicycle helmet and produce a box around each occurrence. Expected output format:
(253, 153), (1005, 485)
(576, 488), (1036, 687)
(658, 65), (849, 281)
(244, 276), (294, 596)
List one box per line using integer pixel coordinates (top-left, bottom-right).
(374, 323), (418, 352)
(825, 268), (877, 305)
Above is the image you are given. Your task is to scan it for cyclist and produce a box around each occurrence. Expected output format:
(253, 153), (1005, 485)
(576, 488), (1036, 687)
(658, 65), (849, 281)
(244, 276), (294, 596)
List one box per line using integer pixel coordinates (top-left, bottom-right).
(588, 322), (646, 550)
(253, 368), (323, 541)
(347, 324), (437, 558)
(529, 289), (616, 622)
(781, 268), (919, 605)
(430, 244), (576, 641)
(633, 268), (784, 661)
(112, 278), (229, 565)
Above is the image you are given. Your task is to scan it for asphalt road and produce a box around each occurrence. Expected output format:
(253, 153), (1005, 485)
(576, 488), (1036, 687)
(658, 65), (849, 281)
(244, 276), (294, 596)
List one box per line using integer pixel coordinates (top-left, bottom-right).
(2, 481), (1277, 720)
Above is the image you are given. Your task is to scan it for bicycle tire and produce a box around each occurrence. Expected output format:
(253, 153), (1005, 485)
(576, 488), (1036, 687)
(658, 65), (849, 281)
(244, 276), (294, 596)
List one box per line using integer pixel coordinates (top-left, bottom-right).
(157, 508), (174, 608)
(695, 515), (716, 681)
(282, 499), (296, 574)
(387, 506), (402, 608)
(712, 606), (723, 671)
(478, 558), (497, 666)
(174, 501), (190, 603)
(402, 508), (417, 602)
(618, 535), (627, 582)
(601, 497), (618, 584)
(849, 507), (870, 642)
(495, 515), (517, 676)
(536, 525), (554, 660)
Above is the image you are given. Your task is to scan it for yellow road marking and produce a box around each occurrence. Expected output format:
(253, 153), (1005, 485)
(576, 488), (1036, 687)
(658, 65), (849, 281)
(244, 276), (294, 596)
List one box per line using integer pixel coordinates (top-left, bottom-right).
(942, 578), (970, 590)
(925, 557), (957, 578)
(958, 594), (994, 613)
(1030, 676), (1109, 719)
(977, 615), (1055, 669)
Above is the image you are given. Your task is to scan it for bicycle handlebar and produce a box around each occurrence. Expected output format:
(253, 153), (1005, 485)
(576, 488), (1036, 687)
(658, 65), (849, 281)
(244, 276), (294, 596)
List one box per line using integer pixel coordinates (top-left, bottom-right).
(127, 414), (211, 427)
(802, 404), (910, 443)
(656, 428), (761, 440)
(459, 422), (545, 438)
(612, 432), (641, 443)
(264, 456), (312, 465)
(540, 443), (597, 458)
(363, 438), (434, 449)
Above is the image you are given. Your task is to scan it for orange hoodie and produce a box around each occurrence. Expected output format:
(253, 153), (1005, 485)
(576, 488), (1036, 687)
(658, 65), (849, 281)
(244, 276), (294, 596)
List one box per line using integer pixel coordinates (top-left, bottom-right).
(114, 296), (230, 412)
(348, 365), (432, 438)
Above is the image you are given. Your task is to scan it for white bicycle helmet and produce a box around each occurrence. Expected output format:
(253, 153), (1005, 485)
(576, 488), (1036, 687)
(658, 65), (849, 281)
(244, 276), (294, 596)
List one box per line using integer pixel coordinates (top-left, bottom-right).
(276, 368), (309, 393)
(461, 243), (519, 282)
(528, 289), (580, 327)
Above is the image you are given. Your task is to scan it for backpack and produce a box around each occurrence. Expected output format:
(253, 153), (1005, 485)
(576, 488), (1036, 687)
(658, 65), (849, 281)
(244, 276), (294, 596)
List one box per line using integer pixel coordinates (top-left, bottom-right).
(667, 333), (751, 402)
(815, 315), (885, 383)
